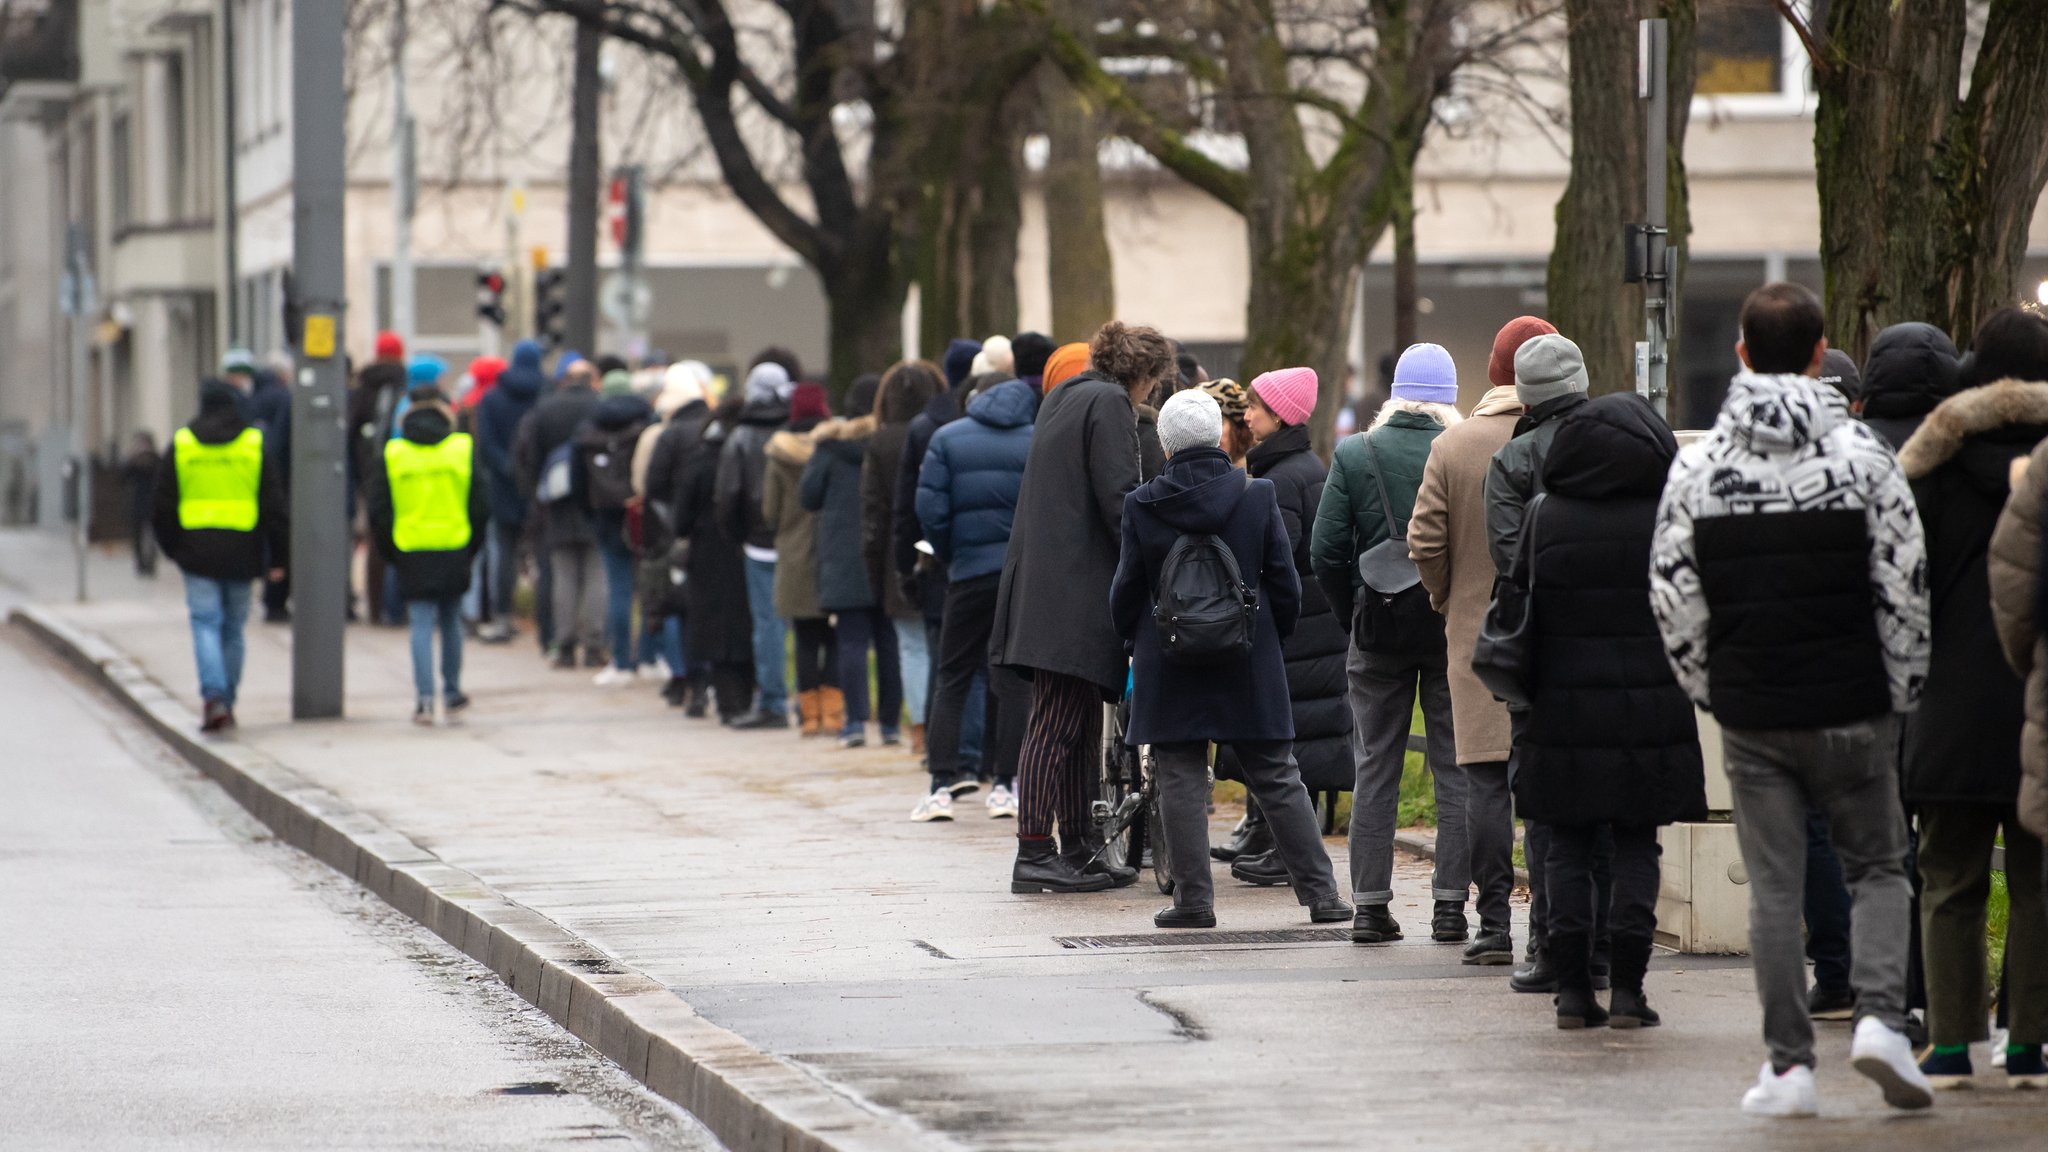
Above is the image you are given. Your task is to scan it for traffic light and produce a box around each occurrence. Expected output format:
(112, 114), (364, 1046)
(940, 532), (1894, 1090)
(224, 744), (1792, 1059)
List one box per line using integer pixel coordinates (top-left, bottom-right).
(475, 268), (507, 327)
(534, 267), (567, 348)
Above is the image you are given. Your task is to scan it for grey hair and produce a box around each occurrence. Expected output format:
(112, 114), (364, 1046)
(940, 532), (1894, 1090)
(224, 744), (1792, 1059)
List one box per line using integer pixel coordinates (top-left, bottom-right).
(1371, 398), (1463, 430)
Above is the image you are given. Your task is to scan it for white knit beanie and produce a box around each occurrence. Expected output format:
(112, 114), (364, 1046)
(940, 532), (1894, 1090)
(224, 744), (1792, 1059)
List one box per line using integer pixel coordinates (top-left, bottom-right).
(1158, 388), (1223, 457)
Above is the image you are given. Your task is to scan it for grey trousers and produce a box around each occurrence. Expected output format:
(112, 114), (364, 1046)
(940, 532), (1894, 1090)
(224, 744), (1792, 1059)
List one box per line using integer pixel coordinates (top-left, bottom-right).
(1345, 645), (1467, 906)
(1463, 759), (1516, 929)
(1156, 741), (1338, 911)
(549, 544), (604, 654)
(1723, 715), (1912, 1071)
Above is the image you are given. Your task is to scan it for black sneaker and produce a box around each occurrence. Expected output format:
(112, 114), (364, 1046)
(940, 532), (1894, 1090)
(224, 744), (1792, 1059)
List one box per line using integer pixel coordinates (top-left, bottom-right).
(1308, 895), (1354, 924)
(444, 692), (471, 714)
(1806, 983), (1854, 1020)
(661, 677), (689, 706)
(1431, 901), (1470, 943)
(1229, 850), (1289, 887)
(1351, 905), (1403, 944)
(1462, 923), (1515, 965)
(200, 698), (232, 733)
(727, 709), (791, 730)
(1155, 905), (1216, 929)
(550, 645), (578, 670)
(412, 701), (435, 727)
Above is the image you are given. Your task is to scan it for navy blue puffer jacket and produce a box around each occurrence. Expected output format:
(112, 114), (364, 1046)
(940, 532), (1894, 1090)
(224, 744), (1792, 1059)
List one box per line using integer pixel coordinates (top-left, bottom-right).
(915, 377), (1037, 582)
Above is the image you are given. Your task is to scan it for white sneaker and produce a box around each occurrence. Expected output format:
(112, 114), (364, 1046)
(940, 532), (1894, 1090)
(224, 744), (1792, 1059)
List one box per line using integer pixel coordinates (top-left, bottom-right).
(638, 661), (664, 679)
(1993, 1027), (2010, 1068)
(1851, 1016), (1935, 1110)
(986, 783), (1018, 819)
(1740, 1061), (1818, 1118)
(910, 791), (954, 822)
(592, 666), (637, 688)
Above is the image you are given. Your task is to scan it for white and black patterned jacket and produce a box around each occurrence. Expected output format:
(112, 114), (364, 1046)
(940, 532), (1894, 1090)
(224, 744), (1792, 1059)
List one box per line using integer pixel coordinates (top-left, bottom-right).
(1651, 371), (1929, 727)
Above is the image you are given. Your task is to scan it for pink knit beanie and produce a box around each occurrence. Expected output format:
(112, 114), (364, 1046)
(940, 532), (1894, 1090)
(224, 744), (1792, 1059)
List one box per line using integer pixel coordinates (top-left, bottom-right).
(1249, 366), (1318, 426)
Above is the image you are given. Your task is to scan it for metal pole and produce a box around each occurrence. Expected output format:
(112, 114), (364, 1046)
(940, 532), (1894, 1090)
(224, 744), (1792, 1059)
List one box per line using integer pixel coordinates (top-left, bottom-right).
(221, 0), (240, 346)
(1640, 18), (1670, 421)
(564, 16), (602, 356)
(68, 234), (91, 604)
(290, 0), (349, 720)
(390, 0), (416, 350)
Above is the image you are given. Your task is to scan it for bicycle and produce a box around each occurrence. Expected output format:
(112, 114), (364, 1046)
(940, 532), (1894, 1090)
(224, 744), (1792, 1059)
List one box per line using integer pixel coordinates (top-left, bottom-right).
(1092, 697), (1173, 895)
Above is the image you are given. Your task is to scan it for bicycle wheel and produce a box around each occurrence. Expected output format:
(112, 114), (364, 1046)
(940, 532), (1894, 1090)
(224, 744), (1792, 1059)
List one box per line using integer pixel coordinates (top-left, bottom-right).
(1145, 753), (1173, 894)
(1096, 703), (1137, 871)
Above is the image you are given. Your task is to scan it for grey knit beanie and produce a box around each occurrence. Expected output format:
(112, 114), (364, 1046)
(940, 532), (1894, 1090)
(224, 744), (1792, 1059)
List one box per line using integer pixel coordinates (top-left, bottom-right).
(1157, 388), (1223, 456)
(1514, 333), (1590, 408)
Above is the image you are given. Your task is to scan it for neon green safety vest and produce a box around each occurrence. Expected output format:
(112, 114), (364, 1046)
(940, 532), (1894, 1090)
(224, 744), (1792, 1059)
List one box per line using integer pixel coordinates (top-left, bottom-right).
(173, 426), (264, 531)
(385, 433), (474, 553)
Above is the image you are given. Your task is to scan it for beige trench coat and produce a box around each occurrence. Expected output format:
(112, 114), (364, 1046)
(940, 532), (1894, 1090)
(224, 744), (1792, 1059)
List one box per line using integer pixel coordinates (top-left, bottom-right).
(1987, 435), (2048, 839)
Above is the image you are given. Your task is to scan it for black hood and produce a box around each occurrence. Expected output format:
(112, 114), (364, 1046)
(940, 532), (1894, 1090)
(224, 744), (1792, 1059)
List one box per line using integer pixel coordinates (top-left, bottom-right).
(593, 392), (654, 431)
(1541, 392), (1676, 500)
(920, 388), (961, 427)
(358, 360), (407, 394)
(1861, 322), (1961, 419)
(738, 396), (790, 427)
(190, 380), (251, 443)
(1244, 423), (1311, 478)
(496, 341), (546, 404)
(400, 404), (454, 445)
(1133, 446), (1245, 533)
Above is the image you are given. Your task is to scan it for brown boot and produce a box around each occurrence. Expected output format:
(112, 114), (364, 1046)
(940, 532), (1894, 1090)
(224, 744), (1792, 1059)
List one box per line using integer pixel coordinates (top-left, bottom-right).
(910, 723), (927, 756)
(797, 689), (823, 737)
(819, 684), (847, 736)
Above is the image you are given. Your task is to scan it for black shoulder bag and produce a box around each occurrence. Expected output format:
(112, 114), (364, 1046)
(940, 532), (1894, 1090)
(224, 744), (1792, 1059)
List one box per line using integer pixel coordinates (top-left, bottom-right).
(1471, 492), (1545, 708)
(1353, 437), (1442, 653)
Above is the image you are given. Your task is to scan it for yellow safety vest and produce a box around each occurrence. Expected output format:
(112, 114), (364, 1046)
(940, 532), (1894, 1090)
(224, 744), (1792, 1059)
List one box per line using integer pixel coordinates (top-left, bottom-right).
(385, 433), (474, 553)
(173, 426), (264, 531)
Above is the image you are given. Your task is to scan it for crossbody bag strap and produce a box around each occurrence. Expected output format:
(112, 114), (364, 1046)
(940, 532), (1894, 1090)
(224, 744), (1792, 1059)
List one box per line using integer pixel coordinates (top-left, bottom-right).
(1507, 492), (1546, 588)
(1361, 434), (1406, 543)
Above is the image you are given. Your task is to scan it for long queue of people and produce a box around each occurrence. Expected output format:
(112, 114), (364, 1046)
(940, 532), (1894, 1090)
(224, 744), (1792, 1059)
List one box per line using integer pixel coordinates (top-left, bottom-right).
(148, 282), (2048, 1121)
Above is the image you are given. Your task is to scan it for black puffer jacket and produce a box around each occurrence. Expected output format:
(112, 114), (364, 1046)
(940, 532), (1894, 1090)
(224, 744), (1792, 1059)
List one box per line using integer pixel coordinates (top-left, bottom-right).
(1514, 393), (1706, 827)
(802, 415), (878, 611)
(1222, 423), (1352, 791)
(1860, 321), (1962, 451)
(714, 396), (790, 550)
(1897, 378), (2048, 803)
(675, 406), (754, 665)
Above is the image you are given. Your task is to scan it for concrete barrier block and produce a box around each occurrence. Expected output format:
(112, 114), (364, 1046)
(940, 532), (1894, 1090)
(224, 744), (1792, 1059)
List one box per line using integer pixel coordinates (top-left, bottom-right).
(537, 960), (574, 1025)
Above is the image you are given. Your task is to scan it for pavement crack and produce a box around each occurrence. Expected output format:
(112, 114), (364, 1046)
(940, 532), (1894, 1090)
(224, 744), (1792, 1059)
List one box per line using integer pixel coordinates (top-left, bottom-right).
(1137, 991), (1208, 1041)
(909, 939), (956, 960)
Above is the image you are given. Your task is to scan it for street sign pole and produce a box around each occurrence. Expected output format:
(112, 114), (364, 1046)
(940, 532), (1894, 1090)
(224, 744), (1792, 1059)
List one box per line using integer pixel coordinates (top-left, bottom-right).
(290, 0), (349, 720)
(1640, 18), (1671, 422)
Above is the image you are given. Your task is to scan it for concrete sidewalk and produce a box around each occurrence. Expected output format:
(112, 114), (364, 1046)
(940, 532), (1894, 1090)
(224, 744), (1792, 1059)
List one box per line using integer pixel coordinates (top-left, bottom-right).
(7, 530), (2039, 1150)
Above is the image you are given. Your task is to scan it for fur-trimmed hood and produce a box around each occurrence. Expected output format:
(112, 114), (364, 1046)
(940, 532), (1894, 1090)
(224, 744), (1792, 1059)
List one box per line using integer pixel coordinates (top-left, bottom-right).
(808, 414), (876, 443)
(765, 428), (816, 467)
(1899, 378), (2048, 480)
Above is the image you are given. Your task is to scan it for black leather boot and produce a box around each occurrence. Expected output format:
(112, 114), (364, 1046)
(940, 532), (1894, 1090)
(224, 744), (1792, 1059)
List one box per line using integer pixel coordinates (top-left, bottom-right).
(1229, 850), (1289, 886)
(1431, 900), (1470, 943)
(1462, 921), (1514, 965)
(1510, 940), (1559, 994)
(1211, 801), (1272, 862)
(1351, 905), (1403, 944)
(1550, 932), (1608, 1030)
(1607, 933), (1660, 1028)
(1014, 838), (1114, 894)
(1063, 827), (1138, 888)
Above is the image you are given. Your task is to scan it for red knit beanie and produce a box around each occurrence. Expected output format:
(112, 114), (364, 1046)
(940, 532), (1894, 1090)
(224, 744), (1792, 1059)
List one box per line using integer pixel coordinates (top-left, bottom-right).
(788, 381), (831, 425)
(1488, 316), (1558, 390)
(375, 330), (405, 361)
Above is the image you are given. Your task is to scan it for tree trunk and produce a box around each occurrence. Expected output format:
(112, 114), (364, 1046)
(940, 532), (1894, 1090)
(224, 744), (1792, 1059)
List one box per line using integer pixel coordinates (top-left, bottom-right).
(1546, 0), (1645, 399)
(1391, 163), (1418, 352)
(824, 252), (904, 400)
(1037, 20), (1115, 342)
(1241, 218), (1364, 458)
(564, 15), (603, 356)
(968, 122), (1023, 340)
(1815, 0), (2048, 358)
(1663, 0), (1695, 420)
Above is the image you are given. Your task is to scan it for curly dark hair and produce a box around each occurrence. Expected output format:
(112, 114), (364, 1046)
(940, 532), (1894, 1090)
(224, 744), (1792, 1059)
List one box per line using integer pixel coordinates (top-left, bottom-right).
(1090, 321), (1177, 393)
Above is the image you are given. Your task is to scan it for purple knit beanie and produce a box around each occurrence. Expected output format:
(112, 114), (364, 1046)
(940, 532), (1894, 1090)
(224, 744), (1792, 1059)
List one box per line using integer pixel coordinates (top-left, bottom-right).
(1392, 343), (1458, 404)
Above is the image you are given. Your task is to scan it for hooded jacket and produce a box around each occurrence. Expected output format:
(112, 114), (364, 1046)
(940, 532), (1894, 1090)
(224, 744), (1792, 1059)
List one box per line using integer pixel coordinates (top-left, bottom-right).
(674, 406), (755, 665)
(715, 376), (792, 554)
(347, 358), (409, 495)
(916, 377), (1037, 583)
(513, 379), (600, 549)
(574, 392), (655, 514)
(364, 404), (489, 601)
(1860, 322), (1963, 451)
(1232, 422), (1351, 791)
(1110, 445), (1300, 745)
(476, 340), (545, 526)
(1514, 394), (1706, 827)
(153, 386), (291, 580)
(759, 419), (823, 618)
(1897, 379), (2048, 803)
(1409, 384), (1522, 764)
(1483, 391), (1588, 576)
(990, 370), (1143, 694)
(801, 414), (879, 611)
(1652, 371), (1931, 729)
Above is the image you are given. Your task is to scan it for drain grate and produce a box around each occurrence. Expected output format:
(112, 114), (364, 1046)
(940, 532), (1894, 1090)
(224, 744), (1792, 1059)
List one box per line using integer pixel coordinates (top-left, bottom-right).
(1055, 927), (1350, 949)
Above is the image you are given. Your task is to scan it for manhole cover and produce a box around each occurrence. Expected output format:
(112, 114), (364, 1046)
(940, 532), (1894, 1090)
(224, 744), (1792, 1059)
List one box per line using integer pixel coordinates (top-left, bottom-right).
(1055, 928), (1351, 949)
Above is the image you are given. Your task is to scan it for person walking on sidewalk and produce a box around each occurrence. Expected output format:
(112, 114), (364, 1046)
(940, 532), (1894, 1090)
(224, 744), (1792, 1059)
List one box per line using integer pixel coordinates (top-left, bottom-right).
(514, 359), (603, 668)
(805, 375), (900, 748)
(124, 431), (162, 577)
(1652, 282), (1933, 1118)
(865, 360), (949, 753)
(1310, 343), (1465, 947)
(1516, 393), (1706, 1030)
(474, 340), (545, 646)
(153, 378), (289, 732)
(1484, 331), (1606, 995)
(1409, 316), (1553, 967)
(368, 384), (488, 725)
(348, 332), (410, 625)
(1896, 308), (2048, 1088)
(578, 370), (656, 686)
(761, 383), (836, 734)
(717, 360), (796, 728)
(915, 372), (1039, 820)
(1112, 388), (1353, 929)
(1223, 368), (1352, 889)
(993, 322), (1172, 894)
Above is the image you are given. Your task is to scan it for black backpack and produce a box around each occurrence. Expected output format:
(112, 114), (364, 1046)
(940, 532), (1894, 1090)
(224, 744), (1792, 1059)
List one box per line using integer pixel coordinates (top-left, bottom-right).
(577, 421), (644, 512)
(1153, 531), (1259, 665)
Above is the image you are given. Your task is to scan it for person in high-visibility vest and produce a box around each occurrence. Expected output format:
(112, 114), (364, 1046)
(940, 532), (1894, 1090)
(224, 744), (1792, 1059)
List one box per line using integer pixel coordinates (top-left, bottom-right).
(150, 377), (289, 733)
(367, 381), (489, 725)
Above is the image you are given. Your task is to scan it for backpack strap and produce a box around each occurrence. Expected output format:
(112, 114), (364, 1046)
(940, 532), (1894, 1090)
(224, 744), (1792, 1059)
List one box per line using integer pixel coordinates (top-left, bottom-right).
(1361, 434), (1407, 543)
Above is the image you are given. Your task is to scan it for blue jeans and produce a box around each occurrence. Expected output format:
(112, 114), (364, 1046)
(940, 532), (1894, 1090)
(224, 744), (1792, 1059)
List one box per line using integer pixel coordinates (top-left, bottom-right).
(743, 556), (787, 715)
(834, 607), (902, 737)
(895, 617), (929, 724)
(184, 574), (253, 708)
(408, 597), (464, 702)
(638, 616), (685, 676)
(596, 521), (637, 671)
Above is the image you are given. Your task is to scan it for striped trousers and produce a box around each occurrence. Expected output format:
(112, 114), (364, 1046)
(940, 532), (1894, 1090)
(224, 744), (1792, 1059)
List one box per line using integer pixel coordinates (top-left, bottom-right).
(1015, 670), (1101, 841)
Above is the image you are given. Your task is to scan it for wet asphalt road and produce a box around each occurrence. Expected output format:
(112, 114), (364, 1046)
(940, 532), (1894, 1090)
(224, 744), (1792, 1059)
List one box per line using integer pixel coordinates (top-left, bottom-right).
(0, 628), (722, 1152)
